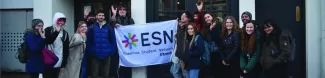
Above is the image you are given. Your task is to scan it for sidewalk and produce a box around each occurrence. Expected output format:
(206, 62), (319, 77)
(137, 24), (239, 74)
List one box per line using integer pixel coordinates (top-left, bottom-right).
(1, 72), (30, 78)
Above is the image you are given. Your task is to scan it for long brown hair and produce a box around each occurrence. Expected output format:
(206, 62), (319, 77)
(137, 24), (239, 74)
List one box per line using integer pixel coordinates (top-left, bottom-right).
(221, 16), (240, 38)
(241, 21), (257, 53)
(184, 23), (198, 51)
(201, 13), (217, 40)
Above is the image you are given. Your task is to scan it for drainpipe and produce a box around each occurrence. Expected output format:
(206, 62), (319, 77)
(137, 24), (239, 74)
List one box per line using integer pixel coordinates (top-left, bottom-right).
(321, 0), (325, 77)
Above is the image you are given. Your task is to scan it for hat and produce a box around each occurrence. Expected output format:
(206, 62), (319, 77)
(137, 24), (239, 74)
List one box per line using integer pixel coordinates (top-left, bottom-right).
(32, 19), (43, 29)
(242, 11), (252, 20)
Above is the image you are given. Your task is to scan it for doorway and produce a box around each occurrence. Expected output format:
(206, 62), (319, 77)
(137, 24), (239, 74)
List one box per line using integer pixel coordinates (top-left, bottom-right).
(255, 0), (306, 78)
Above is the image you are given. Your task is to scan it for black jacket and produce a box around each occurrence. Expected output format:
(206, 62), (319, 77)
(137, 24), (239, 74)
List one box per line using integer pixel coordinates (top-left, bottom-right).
(111, 16), (135, 26)
(175, 26), (186, 60)
(220, 32), (241, 63)
(44, 26), (69, 68)
(184, 35), (205, 69)
(260, 30), (292, 70)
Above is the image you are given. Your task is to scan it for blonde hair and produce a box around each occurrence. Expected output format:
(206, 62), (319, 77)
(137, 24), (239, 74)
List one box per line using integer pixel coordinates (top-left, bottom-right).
(77, 21), (87, 33)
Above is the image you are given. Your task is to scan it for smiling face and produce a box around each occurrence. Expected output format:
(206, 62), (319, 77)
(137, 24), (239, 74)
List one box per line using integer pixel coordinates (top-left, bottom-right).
(79, 23), (88, 33)
(119, 7), (127, 17)
(225, 19), (234, 30)
(187, 25), (195, 36)
(245, 23), (255, 35)
(204, 14), (213, 24)
(96, 13), (105, 22)
(57, 18), (66, 27)
(264, 24), (274, 35)
(241, 14), (250, 24)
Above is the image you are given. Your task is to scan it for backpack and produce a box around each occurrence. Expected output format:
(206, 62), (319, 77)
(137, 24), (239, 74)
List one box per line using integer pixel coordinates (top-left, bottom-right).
(194, 35), (210, 65)
(16, 36), (30, 63)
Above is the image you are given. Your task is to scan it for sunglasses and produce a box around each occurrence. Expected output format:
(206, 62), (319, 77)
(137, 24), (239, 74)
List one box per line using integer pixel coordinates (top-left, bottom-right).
(58, 18), (66, 22)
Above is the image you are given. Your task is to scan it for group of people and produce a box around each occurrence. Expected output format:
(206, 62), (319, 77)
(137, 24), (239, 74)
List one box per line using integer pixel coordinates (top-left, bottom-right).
(24, 4), (134, 78)
(170, 1), (293, 78)
(23, 1), (293, 78)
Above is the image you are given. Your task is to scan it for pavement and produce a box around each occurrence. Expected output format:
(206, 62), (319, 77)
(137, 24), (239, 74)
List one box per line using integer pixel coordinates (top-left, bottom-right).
(1, 72), (30, 78)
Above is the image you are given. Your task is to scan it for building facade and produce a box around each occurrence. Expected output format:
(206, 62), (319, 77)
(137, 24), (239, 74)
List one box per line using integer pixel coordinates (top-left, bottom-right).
(0, 0), (324, 78)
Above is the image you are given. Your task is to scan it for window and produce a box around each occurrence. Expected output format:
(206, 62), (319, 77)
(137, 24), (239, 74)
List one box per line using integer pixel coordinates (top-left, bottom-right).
(157, 0), (227, 21)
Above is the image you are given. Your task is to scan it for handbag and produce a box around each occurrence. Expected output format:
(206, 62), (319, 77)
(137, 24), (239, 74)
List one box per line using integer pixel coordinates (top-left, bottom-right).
(42, 48), (58, 67)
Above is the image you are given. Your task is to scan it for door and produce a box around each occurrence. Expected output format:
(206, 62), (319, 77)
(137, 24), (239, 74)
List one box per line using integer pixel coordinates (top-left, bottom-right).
(255, 0), (306, 78)
(1, 10), (33, 72)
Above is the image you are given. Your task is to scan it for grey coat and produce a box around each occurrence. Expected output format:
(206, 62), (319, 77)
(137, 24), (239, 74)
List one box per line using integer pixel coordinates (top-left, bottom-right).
(61, 33), (86, 78)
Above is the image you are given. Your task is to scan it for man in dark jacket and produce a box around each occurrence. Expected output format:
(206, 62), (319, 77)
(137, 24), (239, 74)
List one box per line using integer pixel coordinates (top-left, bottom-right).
(110, 4), (135, 78)
(111, 5), (135, 27)
(85, 10), (117, 78)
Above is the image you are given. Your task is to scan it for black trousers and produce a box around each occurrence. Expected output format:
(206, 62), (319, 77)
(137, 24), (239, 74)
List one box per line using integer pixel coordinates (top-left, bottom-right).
(199, 52), (222, 78)
(43, 68), (60, 78)
(199, 64), (210, 78)
(219, 58), (240, 78)
(264, 63), (287, 78)
(242, 71), (260, 78)
(29, 72), (40, 78)
(242, 64), (262, 78)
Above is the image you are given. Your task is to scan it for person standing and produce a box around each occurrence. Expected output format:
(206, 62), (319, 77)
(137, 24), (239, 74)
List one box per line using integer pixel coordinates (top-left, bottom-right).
(25, 19), (46, 78)
(111, 5), (135, 27)
(86, 10), (117, 78)
(110, 4), (135, 78)
(219, 16), (241, 78)
(240, 21), (261, 78)
(171, 11), (193, 77)
(183, 23), (204, 78)
(260, 19), (292, 78)
(44, 12), (70, 78)
(199, 13), (223, 78)
(61, 21), (87, 78)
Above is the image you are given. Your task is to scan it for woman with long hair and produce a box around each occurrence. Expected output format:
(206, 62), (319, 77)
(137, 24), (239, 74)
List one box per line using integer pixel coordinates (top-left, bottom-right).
(219, 16), (241, 78)
(199, 13), (222, 78)
(61, 21), (87, 78)
(260, 19), (292, 78)
(183, 23), (204, 78)
(240, 21), (261, 78)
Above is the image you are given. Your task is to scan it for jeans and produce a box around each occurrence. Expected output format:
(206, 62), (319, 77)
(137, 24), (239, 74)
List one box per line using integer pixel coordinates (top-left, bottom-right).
(170, 63), (183, 78)
(90, 56), (111, 78)
(186, 69), (200, 78)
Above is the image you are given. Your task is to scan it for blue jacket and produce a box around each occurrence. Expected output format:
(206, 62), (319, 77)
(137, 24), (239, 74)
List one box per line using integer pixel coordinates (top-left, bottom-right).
(25, 29), (45, 73)
(184, 35), (205, 69)
(86, 22), (117, 59)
